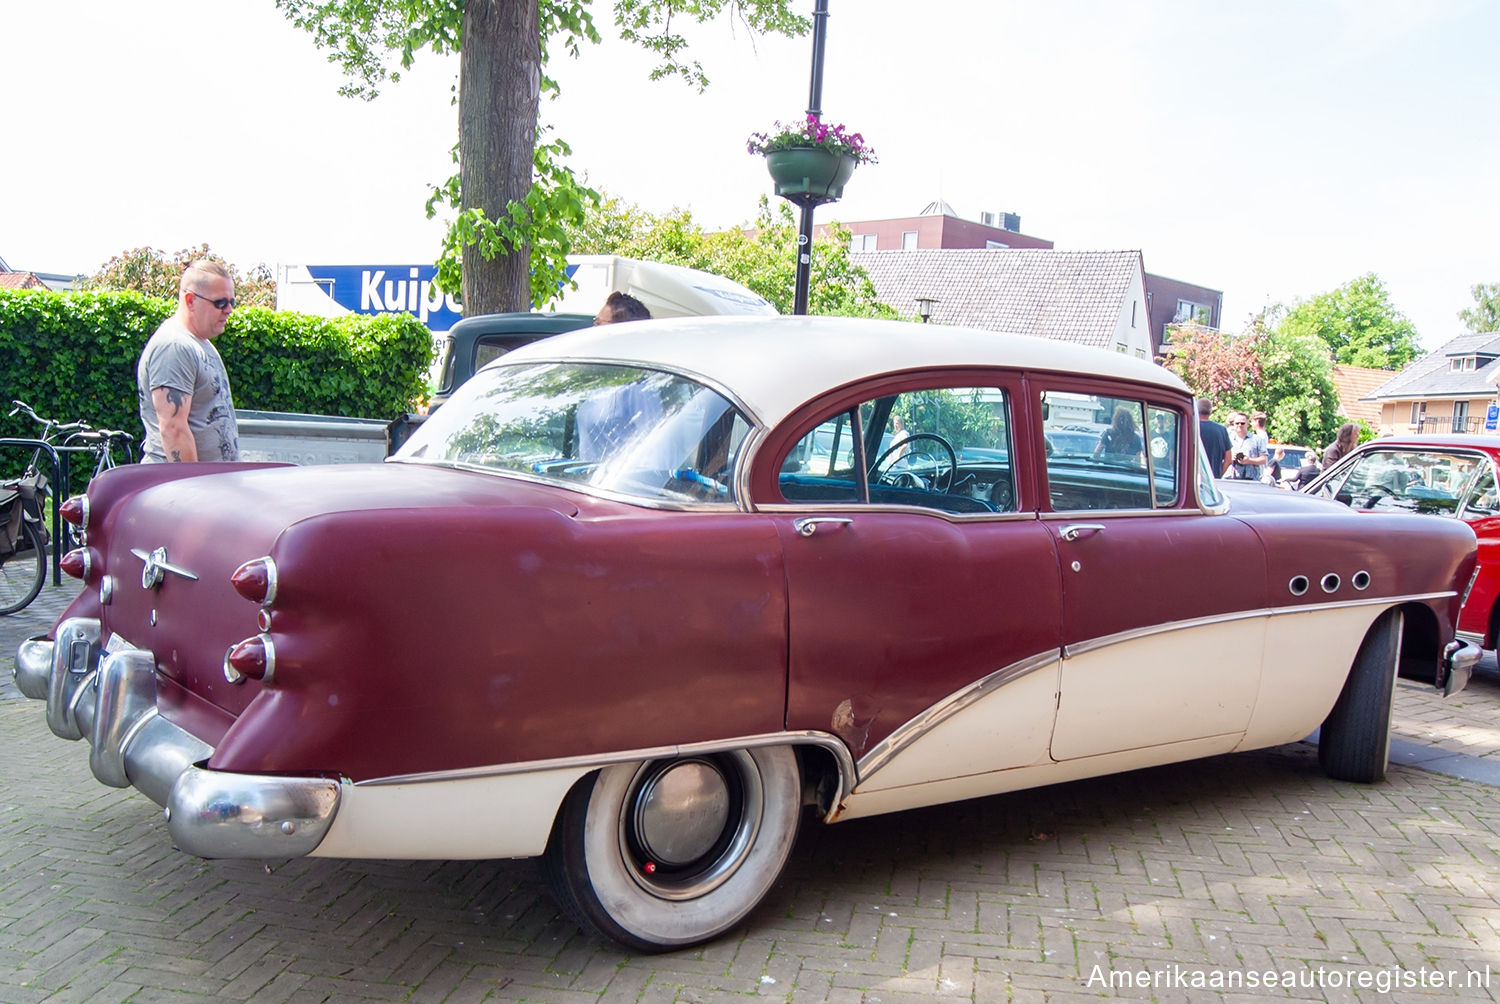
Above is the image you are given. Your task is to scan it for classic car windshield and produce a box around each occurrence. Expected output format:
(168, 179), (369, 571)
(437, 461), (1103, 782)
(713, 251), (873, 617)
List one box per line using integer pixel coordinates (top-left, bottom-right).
(396, 361), (751, 504)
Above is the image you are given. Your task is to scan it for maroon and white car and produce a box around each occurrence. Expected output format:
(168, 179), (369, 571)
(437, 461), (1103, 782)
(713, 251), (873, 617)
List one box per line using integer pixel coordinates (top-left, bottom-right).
(14, 316), (1480, 951)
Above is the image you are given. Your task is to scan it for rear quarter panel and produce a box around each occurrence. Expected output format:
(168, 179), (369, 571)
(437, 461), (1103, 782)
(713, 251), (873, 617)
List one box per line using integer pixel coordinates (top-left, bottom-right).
(208, 503), (789, 781)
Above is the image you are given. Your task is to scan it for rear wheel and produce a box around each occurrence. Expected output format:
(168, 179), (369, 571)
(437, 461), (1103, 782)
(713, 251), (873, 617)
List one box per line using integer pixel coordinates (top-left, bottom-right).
(1319, 608), (1402, 783)
(541, 746), (802, 952)
(0, 520), (46, 615)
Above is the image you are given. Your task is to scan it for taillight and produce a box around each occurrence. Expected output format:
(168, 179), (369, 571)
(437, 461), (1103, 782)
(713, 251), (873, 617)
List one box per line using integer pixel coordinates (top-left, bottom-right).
(231, 557), (278, 605)
(60, 547), (91, 581)
(60, 495), (88, 530)
(224, 634), (275, 683)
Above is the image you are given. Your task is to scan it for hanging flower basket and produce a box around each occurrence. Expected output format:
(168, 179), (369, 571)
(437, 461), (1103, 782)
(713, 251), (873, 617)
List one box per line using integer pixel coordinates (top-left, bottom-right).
(768, 147), (852, 199)
(764, 147), (857, 200)
(748, 115), (874, 203)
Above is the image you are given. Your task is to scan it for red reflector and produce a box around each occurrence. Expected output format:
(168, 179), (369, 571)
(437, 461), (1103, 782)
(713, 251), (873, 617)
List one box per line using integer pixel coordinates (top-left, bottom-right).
(59, 495), (87, 528)
(231, 557), (277, 604)
(227, 635), (274, 682)
(60, 547), (90, 580)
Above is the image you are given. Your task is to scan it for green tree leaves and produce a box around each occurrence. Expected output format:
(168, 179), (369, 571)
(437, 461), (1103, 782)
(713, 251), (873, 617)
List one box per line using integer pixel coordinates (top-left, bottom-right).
(1278, 272), (1421, 369)
(564, 193), (897, 318)
(1459, 282), (1500, 335)
(278, 0), (808, 315)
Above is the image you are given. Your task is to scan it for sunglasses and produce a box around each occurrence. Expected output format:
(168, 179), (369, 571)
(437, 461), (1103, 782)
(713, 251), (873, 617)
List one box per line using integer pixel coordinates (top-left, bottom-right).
(192, 291), (236, 311)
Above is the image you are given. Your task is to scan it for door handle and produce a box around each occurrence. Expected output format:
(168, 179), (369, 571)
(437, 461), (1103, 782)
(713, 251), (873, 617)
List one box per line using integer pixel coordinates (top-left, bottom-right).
(794, 516), (853, 538)
(1059, 522), (1105, 541)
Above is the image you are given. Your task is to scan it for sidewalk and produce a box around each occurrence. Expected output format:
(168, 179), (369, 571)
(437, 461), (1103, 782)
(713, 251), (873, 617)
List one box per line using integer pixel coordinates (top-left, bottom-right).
(4, 588), (1500, 1001)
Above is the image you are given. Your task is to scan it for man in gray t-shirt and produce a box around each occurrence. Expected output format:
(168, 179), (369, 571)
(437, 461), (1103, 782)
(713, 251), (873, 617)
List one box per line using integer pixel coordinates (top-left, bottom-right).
(137, 260), (240, 463)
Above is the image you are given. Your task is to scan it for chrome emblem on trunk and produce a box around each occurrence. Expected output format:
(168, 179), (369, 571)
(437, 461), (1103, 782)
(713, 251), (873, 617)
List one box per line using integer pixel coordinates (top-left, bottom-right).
(131, 547), (200, 590)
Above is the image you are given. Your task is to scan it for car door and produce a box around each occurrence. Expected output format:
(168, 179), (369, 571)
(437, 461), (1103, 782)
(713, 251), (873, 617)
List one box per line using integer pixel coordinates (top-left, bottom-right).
(1035, 383), (1269, 761)
(756, 376), (1064, 788)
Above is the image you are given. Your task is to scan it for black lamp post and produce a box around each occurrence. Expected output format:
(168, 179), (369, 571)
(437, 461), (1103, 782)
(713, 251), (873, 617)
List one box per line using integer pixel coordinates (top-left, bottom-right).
(915, 296), (938, 323)
(790, 0), (830, 316)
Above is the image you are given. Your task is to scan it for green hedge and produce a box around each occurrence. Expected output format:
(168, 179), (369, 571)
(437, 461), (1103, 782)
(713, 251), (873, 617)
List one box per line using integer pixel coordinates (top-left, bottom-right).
(0, 288), (433, 444)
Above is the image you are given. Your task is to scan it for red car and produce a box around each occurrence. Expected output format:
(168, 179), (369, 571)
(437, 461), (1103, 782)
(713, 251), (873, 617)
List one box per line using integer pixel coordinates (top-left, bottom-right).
(14, 317), (1480, 951)
(1305, 434), (1500, 655)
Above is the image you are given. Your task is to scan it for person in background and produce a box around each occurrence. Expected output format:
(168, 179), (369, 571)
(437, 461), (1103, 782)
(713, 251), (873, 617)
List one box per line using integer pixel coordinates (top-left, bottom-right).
(1323, 422), (1359, 468)
(594, 291), (652, 325)
(1094, 405), (1144, 464)
(1227, 412), (1267, 480)
(1197, 398), (1232, 477)
(136, 260), (239, 463)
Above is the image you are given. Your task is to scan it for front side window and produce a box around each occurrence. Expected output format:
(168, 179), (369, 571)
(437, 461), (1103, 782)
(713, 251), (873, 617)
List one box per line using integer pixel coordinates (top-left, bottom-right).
(1314, 449), (1482, 516)
(397, 362), (749, 505)
(1042, 391), (1180, 511)
(779, 386), (1013, 514)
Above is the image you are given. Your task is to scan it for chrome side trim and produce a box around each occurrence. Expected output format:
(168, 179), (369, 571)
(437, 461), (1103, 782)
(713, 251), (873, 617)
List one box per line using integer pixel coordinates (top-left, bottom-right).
(356, 730), (858, 825)
(756, 502), (1040, 524)
(1456, 629), (1485, 647)
(1062, 591), (1456, 661)
(856, 651), (1059, 784)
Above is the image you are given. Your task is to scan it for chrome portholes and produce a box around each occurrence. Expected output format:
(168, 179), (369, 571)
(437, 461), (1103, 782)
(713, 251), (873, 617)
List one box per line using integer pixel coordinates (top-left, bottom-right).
(1321, 573), (1341, 594)
(1289, 575), (1310, 596)
(1351, 570), (1371, 590)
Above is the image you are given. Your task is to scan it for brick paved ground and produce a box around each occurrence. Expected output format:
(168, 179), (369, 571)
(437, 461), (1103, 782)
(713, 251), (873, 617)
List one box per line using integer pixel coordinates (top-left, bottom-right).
(4, 584), (1500, 1001)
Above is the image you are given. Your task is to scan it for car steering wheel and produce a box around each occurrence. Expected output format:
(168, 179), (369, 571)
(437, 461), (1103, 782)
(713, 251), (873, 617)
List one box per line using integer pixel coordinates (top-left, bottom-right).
(870, 433), (956, 494)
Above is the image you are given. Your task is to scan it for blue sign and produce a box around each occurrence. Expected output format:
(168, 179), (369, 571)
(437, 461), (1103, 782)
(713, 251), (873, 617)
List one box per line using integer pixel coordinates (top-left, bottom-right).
(302, 263), (585, 332)
(1486, 403), (1498, 431)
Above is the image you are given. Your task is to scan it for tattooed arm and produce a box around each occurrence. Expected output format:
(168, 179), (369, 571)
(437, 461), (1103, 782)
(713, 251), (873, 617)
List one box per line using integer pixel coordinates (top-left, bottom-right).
(151, 386), (197, 463)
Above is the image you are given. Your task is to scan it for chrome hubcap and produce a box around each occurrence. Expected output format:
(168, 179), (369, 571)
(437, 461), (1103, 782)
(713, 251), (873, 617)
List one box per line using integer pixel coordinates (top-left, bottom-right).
(621, 752), (764, 900)
(634, 760), (731, 866)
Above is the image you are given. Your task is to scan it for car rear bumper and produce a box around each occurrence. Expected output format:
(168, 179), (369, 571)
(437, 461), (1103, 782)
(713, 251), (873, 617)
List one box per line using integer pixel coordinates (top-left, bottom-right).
(1444, 638), (1481, 697)
(14, 617), (340, 859)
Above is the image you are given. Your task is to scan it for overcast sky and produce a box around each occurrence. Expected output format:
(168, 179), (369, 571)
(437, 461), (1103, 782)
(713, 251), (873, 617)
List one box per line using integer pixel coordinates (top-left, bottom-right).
(4, 0), (1496, 347)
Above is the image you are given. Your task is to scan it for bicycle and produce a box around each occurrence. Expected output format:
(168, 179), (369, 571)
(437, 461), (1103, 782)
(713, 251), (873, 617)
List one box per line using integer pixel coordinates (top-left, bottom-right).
(0, 401), (135, 614)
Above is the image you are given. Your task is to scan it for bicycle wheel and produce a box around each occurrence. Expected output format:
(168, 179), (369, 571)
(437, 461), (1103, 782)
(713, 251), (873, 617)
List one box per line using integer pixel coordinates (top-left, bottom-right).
(0, 520), (46, 615)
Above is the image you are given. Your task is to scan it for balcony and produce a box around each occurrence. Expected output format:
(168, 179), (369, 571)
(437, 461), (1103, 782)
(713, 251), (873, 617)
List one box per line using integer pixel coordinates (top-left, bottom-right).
(1417, 416), (1489, 435)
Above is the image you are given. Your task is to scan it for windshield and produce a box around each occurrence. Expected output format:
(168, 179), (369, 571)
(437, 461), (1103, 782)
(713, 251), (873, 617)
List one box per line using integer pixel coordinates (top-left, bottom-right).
(396, 361), (751, 505)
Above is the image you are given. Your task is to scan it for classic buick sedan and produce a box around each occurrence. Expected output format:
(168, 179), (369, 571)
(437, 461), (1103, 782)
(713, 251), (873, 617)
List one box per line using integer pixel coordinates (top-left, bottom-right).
(1306, 433), (1500, 655)
(14, 317), (1481, 951)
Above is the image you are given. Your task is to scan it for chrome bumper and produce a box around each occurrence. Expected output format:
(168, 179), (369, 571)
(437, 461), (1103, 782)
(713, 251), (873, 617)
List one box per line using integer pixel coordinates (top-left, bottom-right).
(1443, 638), (1480, 697)
(14, 617), (340, 859)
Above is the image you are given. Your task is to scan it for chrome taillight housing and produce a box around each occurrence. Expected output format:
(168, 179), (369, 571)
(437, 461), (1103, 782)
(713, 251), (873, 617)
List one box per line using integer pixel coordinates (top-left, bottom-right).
(224, 634), (275, 684)
(231, 557), (278, 605)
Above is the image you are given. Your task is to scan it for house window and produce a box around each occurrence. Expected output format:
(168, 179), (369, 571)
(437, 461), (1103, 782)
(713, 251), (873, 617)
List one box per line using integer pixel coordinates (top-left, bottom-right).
(1410, 401), (1427, 428)
(1174, 299), (1210, 324)
(849, 233), (877, 251)
(1453, 401), (1470, 433)
(901, 231), (918, 250)
(1450, 356), (1477, 371)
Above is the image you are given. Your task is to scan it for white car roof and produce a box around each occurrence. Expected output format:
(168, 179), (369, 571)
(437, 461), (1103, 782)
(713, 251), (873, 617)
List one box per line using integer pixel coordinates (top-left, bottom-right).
(495, 315), (1188, 428)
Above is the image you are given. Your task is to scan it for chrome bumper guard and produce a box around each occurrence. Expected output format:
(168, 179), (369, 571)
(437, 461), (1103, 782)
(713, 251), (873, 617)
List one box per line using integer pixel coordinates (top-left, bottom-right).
(13, 617), (340, 859)
(1443, 638), (1479, 697)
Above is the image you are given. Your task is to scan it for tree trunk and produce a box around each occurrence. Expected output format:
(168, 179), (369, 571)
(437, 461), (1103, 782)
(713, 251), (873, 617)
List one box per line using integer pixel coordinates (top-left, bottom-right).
(460, 0), (541, 314)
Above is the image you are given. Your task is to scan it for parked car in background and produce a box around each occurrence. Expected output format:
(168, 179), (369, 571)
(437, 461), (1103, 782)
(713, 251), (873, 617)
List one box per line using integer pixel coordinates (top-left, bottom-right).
(14, 317), (1479, 952)
(1268, 443), (1319, 488)
(1305, 434), (1500, 654)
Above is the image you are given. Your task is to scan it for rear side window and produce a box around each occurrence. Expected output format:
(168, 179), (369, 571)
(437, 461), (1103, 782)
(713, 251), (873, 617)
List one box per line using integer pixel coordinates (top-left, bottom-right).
(1041, 391), (1180, 511)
